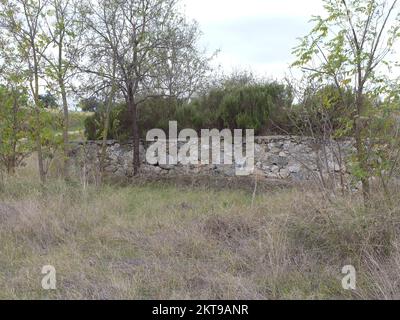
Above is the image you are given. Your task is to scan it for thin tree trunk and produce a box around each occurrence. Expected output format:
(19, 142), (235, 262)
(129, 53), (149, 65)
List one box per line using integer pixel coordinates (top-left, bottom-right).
(60, 79), (69, 180)
(354, 92), (370, 204)
(56, 26), (71, 181)
(127, 89), (140, 176)
(132, 101), (140, 176)
(10, 91), (18, 175)
(336, 141), (346, 196)
(100, 61), (117, 181)
(100, 104), (111, 178)
(33, 49), (46, 184)
(355, 132), (370, 202)
(34, 106), (45, 184)
(100, 93), (114, 181)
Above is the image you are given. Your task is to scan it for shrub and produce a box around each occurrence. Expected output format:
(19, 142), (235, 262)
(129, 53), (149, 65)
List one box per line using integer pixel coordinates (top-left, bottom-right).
(82, 78), (294, 140)
(218, 83), (291, 132)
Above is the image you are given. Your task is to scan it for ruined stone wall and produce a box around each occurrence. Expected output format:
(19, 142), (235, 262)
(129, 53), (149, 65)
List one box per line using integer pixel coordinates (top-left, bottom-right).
(69, 136), (354, 183)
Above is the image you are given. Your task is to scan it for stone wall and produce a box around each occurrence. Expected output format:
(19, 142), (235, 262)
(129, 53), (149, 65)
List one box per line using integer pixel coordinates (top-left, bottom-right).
(69, 136), (354, 183)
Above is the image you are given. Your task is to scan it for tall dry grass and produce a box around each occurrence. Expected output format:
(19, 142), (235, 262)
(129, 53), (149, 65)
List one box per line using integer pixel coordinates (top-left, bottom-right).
(1, 159), (400, 299)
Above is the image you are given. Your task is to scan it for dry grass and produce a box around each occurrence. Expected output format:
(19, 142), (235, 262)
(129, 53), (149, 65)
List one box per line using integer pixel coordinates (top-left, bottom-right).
(1, 162), (400, 300)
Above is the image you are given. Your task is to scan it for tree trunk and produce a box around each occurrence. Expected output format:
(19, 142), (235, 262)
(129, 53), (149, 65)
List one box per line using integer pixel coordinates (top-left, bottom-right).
(127, 89), (140, 176)
(57, 30), (70, 181)
(355, 125), (370, 203)
(33, 50), (46, 184)
(100, 61), (117, 181)
(9, 92), (18, 175)
(60, 79), (70, 180)
(34, 106), (46, 184)
(354, 92), (370, 204)
(100, 104), (111, 179)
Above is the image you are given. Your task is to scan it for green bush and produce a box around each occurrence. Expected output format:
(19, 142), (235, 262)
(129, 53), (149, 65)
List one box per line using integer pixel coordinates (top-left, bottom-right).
(289, 85), (356, 137)
(82, 79), (295, 141)
(218, 83), (287, 132)
(84, 114), (100, 141)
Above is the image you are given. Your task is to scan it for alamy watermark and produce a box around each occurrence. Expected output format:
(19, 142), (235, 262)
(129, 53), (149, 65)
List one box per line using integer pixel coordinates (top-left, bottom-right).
(342, 265), (356, 290)
(41, 265), (56, 290)
(146, 121), (255, 176)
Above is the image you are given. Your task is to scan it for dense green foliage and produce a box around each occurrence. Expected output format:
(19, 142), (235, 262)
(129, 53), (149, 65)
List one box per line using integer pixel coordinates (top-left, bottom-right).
(0, 86), (32, 173)
(82, 79), (365, 141)
(0, 86), (64, 174)
(39, 92), (59, 109)
(83, 79), (295, 140)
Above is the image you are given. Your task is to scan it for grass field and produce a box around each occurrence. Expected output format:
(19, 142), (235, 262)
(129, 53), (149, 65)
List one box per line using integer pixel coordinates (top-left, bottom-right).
(1, 163), (400, 299)
(48, 110), (90, 141)
(69, 111), (94, 140)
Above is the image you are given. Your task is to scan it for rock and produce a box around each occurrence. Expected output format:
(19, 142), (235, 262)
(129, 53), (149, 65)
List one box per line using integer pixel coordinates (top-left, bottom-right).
(104, 165), (117, 173)
(114, 168), (126, 177)
(215, 165), (236, 177)
(252, 168), (265, 177)
(159, 163), (173, 170)
(109, 151), (119, 162)
(288, 163), (301, 173)
(283, 142), (291, 151)
(291, 171), (311, 181)
(68, 137), (354, 182)
(267, 154), (289, 167)
(271, 165), (280, 173)
(266, 172), (279, 179)
(254, 144), (264, 154)
(279, 169), (290, 179)
(153, 166), (162, 174)
(269, 147), (281, 154)
(334, 164), (343, 172)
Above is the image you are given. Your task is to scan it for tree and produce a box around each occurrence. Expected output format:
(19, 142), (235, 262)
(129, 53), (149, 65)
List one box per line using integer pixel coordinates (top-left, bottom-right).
(0, 84), (33, 174)
(293, 0), (400, 203)
(39, 91), (58, 109)
(40, 0), (85, 179)
(82, 0), (212, 175)
(0, 0), (49, 183)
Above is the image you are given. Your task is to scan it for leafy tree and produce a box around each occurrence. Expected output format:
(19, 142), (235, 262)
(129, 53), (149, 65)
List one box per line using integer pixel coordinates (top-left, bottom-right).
(79, 98), (103, 113)
(39, 92), (59, 109)
(293, 0), (400, 203)
(40, 0), (85, 179)
(0, 0), (49, 183)
(0, 85), (33, 174)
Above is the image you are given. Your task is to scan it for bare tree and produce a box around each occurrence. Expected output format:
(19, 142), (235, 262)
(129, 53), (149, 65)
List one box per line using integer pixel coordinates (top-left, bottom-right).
(82, 0), (212, 175)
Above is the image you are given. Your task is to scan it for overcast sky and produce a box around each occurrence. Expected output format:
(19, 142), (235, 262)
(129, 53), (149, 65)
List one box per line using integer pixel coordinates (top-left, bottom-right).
(182, 0), (325, 79)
